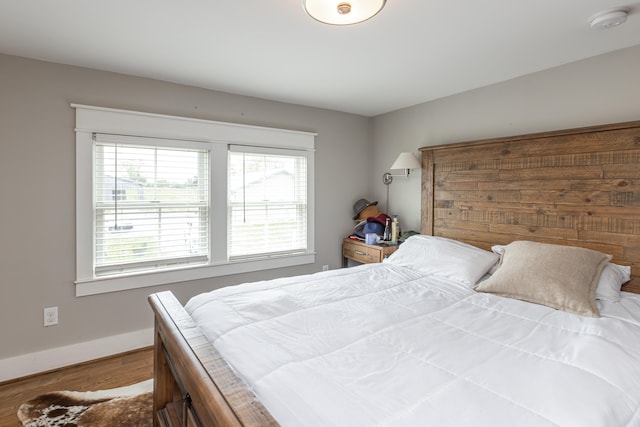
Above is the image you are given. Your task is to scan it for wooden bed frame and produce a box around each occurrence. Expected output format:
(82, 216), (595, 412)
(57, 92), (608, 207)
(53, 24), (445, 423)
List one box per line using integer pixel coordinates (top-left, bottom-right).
(149, 119), (640, 426)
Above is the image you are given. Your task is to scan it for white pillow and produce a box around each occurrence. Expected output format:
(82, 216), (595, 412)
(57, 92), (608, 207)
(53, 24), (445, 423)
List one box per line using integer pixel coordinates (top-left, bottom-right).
(491, 244), (630, 303)
(596, 263), (631, 302)
(384, 235), (499, 286)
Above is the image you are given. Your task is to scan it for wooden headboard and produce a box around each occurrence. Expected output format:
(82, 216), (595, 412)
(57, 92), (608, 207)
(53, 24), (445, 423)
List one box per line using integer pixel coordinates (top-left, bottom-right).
(420, 120), (640, 294)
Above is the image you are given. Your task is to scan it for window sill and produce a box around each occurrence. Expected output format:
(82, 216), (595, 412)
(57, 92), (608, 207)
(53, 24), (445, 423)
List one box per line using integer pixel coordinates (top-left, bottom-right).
(75, 253), (316, 296)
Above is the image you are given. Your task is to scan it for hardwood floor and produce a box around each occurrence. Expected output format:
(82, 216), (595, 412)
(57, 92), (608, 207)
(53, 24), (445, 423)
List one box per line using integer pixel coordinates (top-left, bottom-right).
(0, 347), (153, 427)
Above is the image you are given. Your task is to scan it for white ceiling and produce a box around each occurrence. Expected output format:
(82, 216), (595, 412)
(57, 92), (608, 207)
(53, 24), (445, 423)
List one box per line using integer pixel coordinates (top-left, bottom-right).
(1, 1), (639, 117)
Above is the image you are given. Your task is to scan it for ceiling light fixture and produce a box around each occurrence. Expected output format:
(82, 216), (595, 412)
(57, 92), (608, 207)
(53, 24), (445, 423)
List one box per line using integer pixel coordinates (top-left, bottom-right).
(589, 9), (628, 30)
(302, 0), (386, 25)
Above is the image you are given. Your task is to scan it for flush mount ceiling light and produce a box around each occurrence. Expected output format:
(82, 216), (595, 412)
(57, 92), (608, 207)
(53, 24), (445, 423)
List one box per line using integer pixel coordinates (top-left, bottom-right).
(589, 9), (628, 30)
(302, 0), (386, 25)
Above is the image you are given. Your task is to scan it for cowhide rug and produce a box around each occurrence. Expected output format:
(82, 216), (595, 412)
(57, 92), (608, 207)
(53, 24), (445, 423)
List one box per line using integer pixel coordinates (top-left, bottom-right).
(17, 379), (153, 427)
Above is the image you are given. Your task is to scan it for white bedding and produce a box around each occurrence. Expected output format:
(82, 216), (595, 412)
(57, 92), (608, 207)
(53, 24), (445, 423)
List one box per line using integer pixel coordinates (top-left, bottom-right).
(186, 263), (640, 427)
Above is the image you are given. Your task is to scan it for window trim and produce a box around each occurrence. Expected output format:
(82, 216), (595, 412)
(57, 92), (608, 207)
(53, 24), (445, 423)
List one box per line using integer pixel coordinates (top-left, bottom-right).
(74, 104), (316, 297)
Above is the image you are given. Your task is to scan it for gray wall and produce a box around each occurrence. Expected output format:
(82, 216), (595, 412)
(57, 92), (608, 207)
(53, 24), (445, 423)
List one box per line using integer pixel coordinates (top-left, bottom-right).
(372, 45), (640, 233)
(0, 54), (372, 360)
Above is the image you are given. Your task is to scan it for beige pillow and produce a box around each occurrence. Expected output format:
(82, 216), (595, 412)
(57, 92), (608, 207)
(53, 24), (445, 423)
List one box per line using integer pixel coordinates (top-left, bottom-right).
(476, 241), (611, 317)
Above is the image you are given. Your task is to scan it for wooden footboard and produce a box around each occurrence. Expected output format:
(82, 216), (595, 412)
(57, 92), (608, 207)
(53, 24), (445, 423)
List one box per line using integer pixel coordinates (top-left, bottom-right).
(148, 291), (279, 427)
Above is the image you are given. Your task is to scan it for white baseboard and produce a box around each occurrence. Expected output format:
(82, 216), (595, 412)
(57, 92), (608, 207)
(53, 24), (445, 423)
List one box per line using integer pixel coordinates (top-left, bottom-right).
(0, 328), (154, 383)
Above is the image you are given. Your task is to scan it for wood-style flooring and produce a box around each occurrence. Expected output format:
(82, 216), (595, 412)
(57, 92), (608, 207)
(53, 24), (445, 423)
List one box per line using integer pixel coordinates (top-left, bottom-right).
(0, 347), (153, 427)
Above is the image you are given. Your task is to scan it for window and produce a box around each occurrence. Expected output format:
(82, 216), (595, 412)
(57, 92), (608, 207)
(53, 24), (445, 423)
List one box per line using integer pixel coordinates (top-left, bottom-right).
(94, 135), (210, 277)
(228, 146), (308, 259)
(74, 105), (315, 296)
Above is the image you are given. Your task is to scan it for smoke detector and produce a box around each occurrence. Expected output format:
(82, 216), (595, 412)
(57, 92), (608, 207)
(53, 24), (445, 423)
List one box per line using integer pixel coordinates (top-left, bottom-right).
(590, 9), (629, 30)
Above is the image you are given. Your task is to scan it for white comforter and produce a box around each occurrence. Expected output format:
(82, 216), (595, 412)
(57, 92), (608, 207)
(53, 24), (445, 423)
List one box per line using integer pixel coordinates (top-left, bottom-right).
(186, 263), (640, 427)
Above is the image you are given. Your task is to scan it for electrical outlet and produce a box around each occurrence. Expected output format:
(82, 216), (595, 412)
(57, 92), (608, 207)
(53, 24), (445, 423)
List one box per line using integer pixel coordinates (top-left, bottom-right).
(322, 265), (329, 271)
(44, 307), (58, 327)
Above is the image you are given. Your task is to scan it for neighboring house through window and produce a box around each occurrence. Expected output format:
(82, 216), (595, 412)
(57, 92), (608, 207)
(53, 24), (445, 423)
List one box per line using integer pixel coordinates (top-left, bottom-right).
(74, 105), (316, 296)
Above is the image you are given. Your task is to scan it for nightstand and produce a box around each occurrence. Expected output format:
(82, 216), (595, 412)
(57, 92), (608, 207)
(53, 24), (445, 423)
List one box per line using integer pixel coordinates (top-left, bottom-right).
(342, 238), (399, 267)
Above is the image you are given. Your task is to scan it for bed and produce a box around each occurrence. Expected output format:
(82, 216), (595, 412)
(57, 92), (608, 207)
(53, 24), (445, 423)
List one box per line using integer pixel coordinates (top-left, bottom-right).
(149, 119), (640, 427)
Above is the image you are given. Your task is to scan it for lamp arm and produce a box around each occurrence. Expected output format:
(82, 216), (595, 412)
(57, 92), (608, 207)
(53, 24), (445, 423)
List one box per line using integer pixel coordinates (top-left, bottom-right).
(383, 169), (412, 185)
(383, 172), (393, 185)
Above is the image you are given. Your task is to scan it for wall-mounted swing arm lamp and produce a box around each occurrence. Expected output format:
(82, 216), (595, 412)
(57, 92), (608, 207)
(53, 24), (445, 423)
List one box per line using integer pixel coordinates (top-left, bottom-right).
(383, 152), (422, 185)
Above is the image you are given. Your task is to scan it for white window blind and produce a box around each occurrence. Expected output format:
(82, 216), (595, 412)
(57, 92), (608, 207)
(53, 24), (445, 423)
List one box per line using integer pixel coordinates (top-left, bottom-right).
(93, 134), (209, 276)
(228, 146), (308, 259)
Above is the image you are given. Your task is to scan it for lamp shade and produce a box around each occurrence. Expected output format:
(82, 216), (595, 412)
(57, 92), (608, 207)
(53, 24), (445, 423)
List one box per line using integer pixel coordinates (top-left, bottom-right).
(390, 152), (421, 171)
(302, 0), (386, 25)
